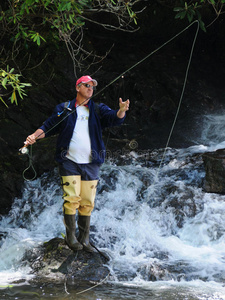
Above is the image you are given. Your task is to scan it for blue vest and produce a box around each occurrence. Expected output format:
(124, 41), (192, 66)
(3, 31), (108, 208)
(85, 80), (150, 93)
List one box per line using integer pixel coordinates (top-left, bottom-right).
(39, 99), (125, 164)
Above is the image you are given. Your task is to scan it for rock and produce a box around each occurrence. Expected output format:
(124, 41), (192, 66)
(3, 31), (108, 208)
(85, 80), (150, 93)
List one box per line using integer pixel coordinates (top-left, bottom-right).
(202, 149), (225, 193)
(23, 238), (110, 283)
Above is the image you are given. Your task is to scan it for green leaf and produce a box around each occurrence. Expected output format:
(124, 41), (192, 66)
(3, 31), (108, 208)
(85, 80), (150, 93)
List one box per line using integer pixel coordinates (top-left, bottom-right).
(37, 36), (40, 46)
(2, 77), (8, 89)
(173, 7), (184, 12)
(175, 11), (187, 19)
(180, 10), (187, 19)
(199, 20), (206, 32)
(25, 6), (30, 14)
(26, 0), (34, 5)
(44, 0), (51, 8)
(18, 88), (23, 99)
(0, 96), (9, 108)
(40, 35), (46, 42)
(69, 14), (73, 23)
(187, 13), (193, 22)
(11, 90), (17, 105)
(15, 32), (21, 39)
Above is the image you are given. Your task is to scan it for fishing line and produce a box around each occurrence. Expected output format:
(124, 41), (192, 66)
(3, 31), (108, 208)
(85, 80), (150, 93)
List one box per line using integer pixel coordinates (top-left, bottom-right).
(76, 271), (111, 295)
(93, 20), (200, 99)
(63, 245), (110, 296)
(104, 75), (125, 150)
(19, 20), (199, 182)
(21, 145), (37, 181)
(17, 22), (201, 297)
(73, 22), (200, 295)
(26, 19), (200, 144)
(19, 99), (89, 180)
(152, 20), (200, 186)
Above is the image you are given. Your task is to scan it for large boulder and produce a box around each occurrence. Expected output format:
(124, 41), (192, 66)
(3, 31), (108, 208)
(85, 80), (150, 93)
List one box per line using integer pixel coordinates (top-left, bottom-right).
(202, 149), (225, 194)
(23, 238), (110, 283)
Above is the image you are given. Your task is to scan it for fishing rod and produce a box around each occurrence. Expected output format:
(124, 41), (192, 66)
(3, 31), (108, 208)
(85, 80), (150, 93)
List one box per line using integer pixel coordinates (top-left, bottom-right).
(18, 97), (90, 154)
(19, 20), (199, 180)
(19, 19), (199, 155)
(17, 21), (200, 296)
(19, 20), (199, 155)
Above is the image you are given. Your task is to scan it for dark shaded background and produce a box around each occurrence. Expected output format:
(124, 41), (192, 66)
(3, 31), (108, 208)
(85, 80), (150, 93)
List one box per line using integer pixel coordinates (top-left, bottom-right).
(1, 2), (225, 213)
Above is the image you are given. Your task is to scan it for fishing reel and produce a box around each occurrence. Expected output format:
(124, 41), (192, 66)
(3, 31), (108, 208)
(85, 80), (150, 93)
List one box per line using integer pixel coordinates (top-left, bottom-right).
(19, 146), (29, 155)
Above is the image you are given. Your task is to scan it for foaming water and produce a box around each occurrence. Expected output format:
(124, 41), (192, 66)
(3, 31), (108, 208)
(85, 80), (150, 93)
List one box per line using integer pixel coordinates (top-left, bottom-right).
(1, 151), (225, 299)
(92, 159), (225, 288)
(0, 169), (64, 285)
(200, 113), (225, 146)
(1, 113), (225, 298)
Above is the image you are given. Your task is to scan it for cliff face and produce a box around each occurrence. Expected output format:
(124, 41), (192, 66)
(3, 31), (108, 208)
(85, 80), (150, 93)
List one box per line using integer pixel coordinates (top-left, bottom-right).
(1, 2), (225, 214)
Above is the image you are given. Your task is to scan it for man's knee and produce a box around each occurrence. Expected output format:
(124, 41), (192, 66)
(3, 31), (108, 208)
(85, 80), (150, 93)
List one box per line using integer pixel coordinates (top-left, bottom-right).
(78, 205), (94, 216)
(61, 175), (81, 215)
(78, 180), (98, 216)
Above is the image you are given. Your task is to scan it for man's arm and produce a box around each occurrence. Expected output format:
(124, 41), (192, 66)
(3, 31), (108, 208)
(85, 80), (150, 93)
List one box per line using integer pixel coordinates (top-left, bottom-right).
(24, 129), (45, 146)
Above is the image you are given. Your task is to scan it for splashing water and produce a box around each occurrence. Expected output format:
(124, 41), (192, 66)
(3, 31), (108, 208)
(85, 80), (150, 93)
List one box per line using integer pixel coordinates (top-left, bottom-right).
(1, 114), (225, 299)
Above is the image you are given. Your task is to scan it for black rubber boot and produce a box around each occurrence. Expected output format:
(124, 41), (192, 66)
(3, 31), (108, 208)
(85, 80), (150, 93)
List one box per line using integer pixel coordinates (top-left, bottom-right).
(78, 215), (96, 252)
(64, 214), (83, 251)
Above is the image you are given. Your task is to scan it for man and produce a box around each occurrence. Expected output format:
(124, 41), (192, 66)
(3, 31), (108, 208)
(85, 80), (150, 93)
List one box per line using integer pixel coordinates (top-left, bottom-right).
(24, 75), (129, 252)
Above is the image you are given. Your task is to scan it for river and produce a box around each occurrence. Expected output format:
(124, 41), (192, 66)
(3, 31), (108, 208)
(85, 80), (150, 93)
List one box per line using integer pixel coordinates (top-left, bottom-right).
(1, 113), (225, 299)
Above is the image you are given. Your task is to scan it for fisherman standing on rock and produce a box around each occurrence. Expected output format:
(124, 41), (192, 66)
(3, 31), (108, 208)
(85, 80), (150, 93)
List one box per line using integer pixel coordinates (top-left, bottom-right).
(24, 75), (130, 252)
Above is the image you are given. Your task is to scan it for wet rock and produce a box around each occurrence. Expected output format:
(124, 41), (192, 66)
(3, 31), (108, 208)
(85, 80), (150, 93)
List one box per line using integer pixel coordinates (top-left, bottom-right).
(202, 149), (225, 194)
(23, 237), (110, 283)
(138, 262), (169, 282)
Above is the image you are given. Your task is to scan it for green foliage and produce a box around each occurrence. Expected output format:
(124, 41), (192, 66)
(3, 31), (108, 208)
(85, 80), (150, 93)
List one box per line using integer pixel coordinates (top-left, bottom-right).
(0, 0), (138, 47)
(0, 67), (32, 107)
(28, 31), (46, 46)
(0, 0), (92, 46)
(174, 1), (206, 31)
(174, 0), (225, 31)
(126, 3), (138, 25)
(0, 0), (139, 108)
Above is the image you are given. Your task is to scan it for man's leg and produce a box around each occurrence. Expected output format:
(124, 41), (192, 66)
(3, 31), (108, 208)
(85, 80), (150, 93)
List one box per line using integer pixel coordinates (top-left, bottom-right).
(61, 173), (83, 251)
(78, 179), (98, 252)
(77, 163), (100, 252)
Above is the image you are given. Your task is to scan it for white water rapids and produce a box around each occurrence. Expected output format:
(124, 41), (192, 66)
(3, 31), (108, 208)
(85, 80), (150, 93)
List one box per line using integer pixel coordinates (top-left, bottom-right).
(1, 113), (225, 299)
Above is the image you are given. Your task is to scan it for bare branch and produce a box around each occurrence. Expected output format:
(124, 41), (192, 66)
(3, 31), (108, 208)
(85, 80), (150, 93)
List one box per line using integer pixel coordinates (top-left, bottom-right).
(81, 15), (140, 32)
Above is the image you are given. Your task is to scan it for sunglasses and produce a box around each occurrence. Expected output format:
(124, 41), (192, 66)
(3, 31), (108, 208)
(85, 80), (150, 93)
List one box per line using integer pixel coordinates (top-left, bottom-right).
(82, 83), (96, 90)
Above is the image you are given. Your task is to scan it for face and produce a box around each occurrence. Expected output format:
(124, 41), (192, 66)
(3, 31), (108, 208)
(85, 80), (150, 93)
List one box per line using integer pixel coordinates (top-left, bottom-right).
(76, 82), (94, 101)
